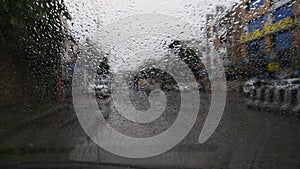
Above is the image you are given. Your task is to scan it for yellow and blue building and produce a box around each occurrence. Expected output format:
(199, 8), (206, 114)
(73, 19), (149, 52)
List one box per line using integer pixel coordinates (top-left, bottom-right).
(240, 0), (299, 69)
(212, 0), (300, 74)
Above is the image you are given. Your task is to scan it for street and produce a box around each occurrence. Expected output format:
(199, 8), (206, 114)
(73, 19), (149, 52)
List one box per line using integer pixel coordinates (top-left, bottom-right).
(0, 90), (299, 169)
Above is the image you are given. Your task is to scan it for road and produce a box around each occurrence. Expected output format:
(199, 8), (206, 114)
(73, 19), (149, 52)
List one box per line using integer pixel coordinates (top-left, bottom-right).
(0, 89), (299, 169)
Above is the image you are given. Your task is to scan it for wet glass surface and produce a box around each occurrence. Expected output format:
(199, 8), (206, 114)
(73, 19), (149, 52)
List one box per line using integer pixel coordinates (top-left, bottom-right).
(0, 0), (300, 168)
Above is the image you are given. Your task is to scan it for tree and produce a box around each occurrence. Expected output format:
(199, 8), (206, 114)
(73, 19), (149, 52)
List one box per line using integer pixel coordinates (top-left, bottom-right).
(97, 57), (110, 75)
(169, 40), (203, 77)
(79, 38), (109, 75)
(0, 0), (73, 101)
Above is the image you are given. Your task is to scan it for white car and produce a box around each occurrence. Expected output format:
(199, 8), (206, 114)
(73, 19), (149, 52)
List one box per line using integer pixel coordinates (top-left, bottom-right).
(242, 79), (257, 94)
(275, 78), (300, 90)
(242, 79), (274, 93)
(286, 78), (300, 89)
(94, 79), (111, 98)
(274, 80), (289, 90)
(179, 85), (189, 91)
(178, 82), (198, 91)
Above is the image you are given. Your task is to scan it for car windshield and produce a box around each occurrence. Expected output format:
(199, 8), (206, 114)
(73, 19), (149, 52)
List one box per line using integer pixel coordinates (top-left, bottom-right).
(1, 0), (300, 169)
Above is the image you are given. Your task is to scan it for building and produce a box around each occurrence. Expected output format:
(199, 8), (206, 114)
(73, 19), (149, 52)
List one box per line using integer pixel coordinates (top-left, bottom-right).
(58, 11), (79, 100)
(241, 0), (299, 69)
(210, 0), (300, 78)
(212, 3), (244, 67)
(205, 6), (227, 68)
(59, 11), (78, 79)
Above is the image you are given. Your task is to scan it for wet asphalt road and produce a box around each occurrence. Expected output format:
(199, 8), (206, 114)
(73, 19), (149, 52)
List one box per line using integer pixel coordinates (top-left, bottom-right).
(0, 90), (299, 169)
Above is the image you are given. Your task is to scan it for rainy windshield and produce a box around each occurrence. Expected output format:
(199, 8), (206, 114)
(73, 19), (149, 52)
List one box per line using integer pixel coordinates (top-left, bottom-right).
(1, 0), (300, 169)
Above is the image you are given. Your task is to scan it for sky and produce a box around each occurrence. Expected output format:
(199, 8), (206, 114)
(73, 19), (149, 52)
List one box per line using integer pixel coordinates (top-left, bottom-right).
(64, 0), (238, 72)
(65, 0), (238, 39)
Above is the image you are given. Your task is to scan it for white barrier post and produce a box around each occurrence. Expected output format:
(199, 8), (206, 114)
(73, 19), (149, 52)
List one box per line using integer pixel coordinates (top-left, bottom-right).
(280, 88), (290, 115)
(255, 87), (263, 110)
(292, 88), (300, 116)
(264, 87), (273, 112)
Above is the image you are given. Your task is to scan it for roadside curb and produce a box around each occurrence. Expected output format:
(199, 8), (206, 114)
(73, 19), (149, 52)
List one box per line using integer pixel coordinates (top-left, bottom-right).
(23, 103), (72, 125)
(0, 103), (73, 139)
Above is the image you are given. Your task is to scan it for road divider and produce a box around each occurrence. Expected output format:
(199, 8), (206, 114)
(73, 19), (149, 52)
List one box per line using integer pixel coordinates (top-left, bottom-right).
(245, 86), (300, 117)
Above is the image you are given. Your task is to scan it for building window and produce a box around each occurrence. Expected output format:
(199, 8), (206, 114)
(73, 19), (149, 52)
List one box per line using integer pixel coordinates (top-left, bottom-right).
(272, 3), (293, 23)
(248, 38), (265, 54)
(274, 30), (293, 51)
(247, 0), (264, 11)
(248, 15), (265, 32)
(272, 30), (293, 68)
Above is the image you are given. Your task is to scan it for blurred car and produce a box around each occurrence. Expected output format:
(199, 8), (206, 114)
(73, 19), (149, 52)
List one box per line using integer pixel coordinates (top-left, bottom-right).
(177, 82), (199, 91)
(274, 78), (300, 90)
(242, 79), (275, 94)
(287, 78), (300, 89)
(179, 85), (189, 91)
(242, 79), (257, 94)
(94, 78), (111, 98)
(162, 83), (178, 91)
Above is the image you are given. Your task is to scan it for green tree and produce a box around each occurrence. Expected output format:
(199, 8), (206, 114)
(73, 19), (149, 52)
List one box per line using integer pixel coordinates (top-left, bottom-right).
(79, 38), (109, 81)
(169, 41), (202, 74)
(0, 0), (73, 101)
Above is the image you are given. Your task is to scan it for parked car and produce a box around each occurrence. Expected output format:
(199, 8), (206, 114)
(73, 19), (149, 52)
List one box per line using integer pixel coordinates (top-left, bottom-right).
(287, 78), (300, 89)
(243, 79), (275, 94)
(274, 78), (300, 90)
(177, 82), (199, 92)
(179, 85), (189, 91)
(162, 83), (178, 91)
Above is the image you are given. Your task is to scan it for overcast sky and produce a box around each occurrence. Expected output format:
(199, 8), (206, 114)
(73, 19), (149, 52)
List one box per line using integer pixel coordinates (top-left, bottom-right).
(65, 0), (237, 40)
(64, 0), (238, 72)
